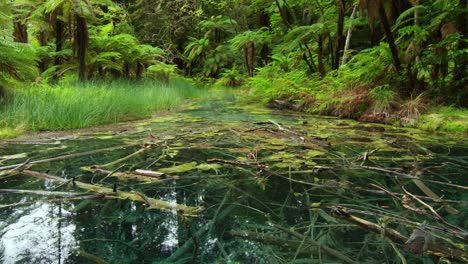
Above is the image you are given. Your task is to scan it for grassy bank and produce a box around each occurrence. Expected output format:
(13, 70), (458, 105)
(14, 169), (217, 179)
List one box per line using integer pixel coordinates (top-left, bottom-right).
(0, 78), (204, 138)
(238, 48), (468, 134)
(419, 107), (468, 133)
(244, 74), (468, 133)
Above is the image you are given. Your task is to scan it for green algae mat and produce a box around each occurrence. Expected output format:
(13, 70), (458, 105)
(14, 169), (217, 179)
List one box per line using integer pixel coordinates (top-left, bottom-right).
(0, 98), (466, 263)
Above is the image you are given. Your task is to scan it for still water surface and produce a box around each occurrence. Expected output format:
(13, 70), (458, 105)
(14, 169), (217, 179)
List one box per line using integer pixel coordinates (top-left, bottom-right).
(0, 99), (466, 263)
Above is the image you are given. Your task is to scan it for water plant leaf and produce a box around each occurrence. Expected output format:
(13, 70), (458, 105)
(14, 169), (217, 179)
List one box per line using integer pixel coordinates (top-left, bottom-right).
(196, 163), (222, 171)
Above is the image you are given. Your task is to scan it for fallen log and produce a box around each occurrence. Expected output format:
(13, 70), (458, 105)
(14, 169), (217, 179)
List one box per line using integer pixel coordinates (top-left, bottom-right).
(82, 167), (163, 182)
(18, 170), (201, 215)
(134, 169), (166, 178)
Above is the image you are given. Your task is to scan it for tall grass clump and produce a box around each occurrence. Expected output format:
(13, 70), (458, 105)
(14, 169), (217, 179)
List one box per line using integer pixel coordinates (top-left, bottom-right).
(0, 78), (204, 135)
(419, 106), (468, 133)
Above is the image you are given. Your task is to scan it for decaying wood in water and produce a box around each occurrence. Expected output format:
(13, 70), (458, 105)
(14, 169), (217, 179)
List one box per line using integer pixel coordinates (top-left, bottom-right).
(362, 165), (460, 214)
(410, 176), (459, 214)
(267, 119), (305, 142)
(357, 148), (379, 161)
(78, 250), (110, 264)
(0, 144), (140, 171)
(270, 223), (358, 264)
(83, 167), (162, 182)
(133, 191), (154, 207)
(0, 158), (31, 177)
(252, 120), (326, 141)
(360, 165), (468, 190)
(134, 169), (166, 178)
(331, 206), (468, 262)
(17, 170), (201, 215)
(359, 186), (468, 205)
(401, 186), (467, 238)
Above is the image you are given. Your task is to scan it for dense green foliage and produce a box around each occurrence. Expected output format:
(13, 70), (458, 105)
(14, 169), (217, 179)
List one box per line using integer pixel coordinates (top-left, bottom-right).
(0, 0), (466, 133)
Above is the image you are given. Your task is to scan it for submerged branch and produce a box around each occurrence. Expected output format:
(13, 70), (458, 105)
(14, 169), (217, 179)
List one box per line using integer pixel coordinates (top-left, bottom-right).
(17, 170), (201, 215)
(271, 222), (358, 264)
(330, 206), (468, 262)
(0, 144), (140, 171)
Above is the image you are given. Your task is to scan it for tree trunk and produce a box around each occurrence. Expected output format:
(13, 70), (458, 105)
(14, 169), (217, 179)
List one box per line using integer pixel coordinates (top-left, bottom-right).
(257, 10), (271, 66)
(377, 0), (401, 72)
(55, 20), (64, 66)
(318, 35), (325, 78)
(453, 0), (467, 105)
(136, 63), (144, 79)
(248, 42), (256, 77)
(13, 21), (28, 43)
(275, 0), (315, 74)
(38, 31), (48, 73)
(76, 15), (88, 82)
(334, 0), (346, 69)
(341, 5), (357, 65)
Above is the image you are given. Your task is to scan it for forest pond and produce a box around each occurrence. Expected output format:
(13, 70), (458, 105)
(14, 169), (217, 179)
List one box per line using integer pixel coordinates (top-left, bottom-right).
(0, 97), (466, 263)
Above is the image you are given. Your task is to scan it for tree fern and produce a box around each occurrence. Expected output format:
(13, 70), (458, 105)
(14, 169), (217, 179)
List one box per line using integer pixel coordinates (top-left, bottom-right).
(0, 3), (38, 87)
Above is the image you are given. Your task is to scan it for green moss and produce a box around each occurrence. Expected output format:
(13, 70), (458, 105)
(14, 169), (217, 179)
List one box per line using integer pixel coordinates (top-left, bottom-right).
(0, 126), (24, 139)
(159, 162), (198, 173)
(420, 107), (468, 133)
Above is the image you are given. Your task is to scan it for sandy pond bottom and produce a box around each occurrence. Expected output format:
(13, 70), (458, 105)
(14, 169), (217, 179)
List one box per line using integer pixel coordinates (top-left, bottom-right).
(0, 98), (466, 263)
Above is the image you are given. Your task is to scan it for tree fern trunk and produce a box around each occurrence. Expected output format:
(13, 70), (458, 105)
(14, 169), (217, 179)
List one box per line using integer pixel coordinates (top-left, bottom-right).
(318, 35), (325, 78)
(136, 63), (144, 79)
(13, 21), (28, 43)
(334, 0), (346, 69)
(377, 0), (401, 72)
(38, 31), (48, 73)
(55, 20), (64, 66)
(243, 46), (249, 76)
(76, 15), (88, 82)
(248, 42), (256, 77)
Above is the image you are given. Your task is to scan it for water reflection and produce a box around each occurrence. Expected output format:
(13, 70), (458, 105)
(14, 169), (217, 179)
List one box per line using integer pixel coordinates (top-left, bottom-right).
(0, 203), (76, 263)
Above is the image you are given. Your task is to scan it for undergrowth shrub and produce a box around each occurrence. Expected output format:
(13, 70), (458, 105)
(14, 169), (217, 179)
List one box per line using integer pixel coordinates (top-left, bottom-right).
(419, 106), (468, 132)
(247, 43), (401, 119)
(219, 67), (244, 87)
(369, 84), (396, 113)
(399, 92), (429, 127)
(146, 63), (178, 83)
